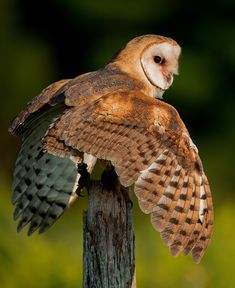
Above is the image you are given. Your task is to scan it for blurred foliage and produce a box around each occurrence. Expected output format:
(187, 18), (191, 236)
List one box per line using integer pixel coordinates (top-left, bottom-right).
(0, 0), (235, 287)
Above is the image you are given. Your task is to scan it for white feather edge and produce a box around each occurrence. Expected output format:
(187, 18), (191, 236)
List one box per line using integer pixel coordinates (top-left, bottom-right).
(199, 176), (206, 223)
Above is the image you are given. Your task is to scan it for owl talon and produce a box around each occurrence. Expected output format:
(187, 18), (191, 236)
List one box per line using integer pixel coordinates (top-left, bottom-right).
(76, 163), (91, 196)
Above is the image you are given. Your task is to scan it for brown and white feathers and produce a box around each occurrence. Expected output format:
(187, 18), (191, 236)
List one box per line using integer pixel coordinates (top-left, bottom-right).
(9, 34), (213, 262)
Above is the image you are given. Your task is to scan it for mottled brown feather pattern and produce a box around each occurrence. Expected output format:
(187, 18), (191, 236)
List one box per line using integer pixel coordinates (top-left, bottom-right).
(43, 88), (213, 262)
(164, 174), (191, 245)
(160, 168), (186, 237)
(136, 151), (176, 213)
(10, 34), (213, 262)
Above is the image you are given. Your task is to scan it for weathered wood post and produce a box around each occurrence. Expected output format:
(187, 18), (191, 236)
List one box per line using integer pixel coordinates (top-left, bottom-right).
(83, 169), (136, 288)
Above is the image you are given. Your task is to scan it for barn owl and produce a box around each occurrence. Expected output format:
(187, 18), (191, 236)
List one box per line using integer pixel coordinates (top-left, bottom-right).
(9, 35), (213, 263)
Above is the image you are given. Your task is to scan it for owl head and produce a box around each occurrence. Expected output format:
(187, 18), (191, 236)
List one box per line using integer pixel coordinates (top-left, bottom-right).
(111, 35), (181, 98)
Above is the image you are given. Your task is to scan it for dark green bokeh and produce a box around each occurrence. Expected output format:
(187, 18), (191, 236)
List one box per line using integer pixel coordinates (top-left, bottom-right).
(0, 0), (235, 287)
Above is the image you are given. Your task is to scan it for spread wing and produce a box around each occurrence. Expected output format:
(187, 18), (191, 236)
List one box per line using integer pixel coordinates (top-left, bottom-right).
(44, 90), (213, 262)
(9, 80), (84, 235)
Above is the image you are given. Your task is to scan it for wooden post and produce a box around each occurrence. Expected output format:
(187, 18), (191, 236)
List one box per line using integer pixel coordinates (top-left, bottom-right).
(83, 173), (136, 288)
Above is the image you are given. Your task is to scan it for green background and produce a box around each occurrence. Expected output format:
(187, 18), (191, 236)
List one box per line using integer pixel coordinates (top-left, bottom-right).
(1, 0), (235, 287)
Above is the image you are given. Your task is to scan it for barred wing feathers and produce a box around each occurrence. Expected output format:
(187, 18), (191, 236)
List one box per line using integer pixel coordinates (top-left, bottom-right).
(44, 90), (213, 262)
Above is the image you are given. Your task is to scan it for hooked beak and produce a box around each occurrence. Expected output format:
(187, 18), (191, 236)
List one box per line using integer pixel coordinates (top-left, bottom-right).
(162, 70), (173, 86)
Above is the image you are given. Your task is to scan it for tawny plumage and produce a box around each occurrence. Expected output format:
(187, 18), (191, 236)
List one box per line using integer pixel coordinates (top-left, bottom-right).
(9, 34), (213, 262)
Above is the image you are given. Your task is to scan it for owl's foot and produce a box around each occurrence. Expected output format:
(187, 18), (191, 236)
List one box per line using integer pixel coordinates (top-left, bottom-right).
(76, 163), (91, 196)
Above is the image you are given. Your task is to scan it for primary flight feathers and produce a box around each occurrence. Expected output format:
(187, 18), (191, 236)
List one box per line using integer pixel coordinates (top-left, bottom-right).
(9, 34), (213, 262)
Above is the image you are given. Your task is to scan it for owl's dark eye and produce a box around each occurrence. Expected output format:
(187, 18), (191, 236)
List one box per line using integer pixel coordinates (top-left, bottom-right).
(153, 56), (162, 64)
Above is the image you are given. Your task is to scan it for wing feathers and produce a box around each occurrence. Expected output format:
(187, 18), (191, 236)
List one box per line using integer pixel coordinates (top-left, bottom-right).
(11, 106), (81, 235)
(9, 79), (70, 136)
(162, 174), (190, 248)
(136, 153), (177, 214)
(42, 90), (213, 262)
(159, 168), (186, 244)
(150, 164), (181, 231)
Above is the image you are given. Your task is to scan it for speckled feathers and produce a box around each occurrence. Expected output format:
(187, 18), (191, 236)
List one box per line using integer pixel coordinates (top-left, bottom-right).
(9, 34), (213, 262)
